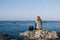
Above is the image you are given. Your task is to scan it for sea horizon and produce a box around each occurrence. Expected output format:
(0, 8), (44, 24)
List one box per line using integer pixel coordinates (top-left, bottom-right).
(0, 20), (60, 21)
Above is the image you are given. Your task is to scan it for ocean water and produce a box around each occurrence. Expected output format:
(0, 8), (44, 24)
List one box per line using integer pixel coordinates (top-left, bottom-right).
(0, 21), (60, 38)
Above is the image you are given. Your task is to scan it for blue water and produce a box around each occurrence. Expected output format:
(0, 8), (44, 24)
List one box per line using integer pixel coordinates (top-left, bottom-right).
(0, 21), (60, 37)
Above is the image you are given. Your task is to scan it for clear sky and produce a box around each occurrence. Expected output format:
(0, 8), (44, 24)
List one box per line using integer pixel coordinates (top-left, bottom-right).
(0, 0), (60, 21)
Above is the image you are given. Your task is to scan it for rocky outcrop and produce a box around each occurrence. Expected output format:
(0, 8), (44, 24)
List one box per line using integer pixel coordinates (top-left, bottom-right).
(19, 16), (58, 40)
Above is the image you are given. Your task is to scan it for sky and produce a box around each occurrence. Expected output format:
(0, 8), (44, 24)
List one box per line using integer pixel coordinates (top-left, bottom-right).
(0, 0), (60, 21)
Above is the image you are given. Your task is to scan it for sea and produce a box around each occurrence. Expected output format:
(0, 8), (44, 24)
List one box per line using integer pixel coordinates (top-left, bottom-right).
(0, 21), (60, 39)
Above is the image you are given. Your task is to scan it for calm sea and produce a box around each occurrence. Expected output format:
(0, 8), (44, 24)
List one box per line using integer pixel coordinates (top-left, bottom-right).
(0, 21), (60, 37)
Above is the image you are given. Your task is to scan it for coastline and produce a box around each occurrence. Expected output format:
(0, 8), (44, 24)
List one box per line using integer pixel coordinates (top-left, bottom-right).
(0, 32), (60, 40)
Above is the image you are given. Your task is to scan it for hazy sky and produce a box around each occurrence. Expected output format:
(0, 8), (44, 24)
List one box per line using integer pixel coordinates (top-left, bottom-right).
(0, 0), (60, 21)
